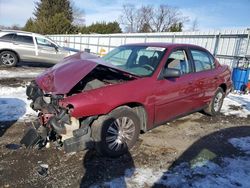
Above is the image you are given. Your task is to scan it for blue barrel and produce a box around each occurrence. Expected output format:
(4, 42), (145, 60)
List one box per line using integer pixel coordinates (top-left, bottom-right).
(232, 68), (250, 91)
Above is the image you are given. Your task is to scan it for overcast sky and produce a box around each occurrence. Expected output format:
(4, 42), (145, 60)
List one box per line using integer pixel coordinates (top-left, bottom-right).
(0, 0), (249, 30)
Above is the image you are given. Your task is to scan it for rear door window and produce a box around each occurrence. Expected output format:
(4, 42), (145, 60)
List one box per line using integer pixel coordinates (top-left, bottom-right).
(191, 49), (215, 72)
(13, 34), (34, 44)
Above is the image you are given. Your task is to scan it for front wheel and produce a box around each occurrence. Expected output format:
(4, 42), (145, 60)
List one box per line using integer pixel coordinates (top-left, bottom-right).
(204, 87), (225, 116)
(91, 106), (140, 157)
(0, 51), (18, 67)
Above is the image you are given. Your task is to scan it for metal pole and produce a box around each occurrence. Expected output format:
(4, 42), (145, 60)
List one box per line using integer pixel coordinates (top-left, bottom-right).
(108, 35), (111, 52)
(80, 34), (82, 51)
(213, 33), (221, 57)
(245, 28), (250, 58)
(74, 35), (76, 49)
(87, 36), (90, 49)
(144, 34), (147, 43)
(124, 34), (127, 45)
(172, 33), (175, 43)
(97, 36), (100, 54)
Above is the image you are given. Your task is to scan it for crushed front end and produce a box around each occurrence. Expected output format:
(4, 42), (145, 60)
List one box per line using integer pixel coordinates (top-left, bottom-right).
(21, 81), (92, 152)
(20, 55), (136, 153)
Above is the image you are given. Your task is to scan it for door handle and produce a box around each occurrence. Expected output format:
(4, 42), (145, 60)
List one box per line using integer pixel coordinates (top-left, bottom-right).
(13, 42), (19, 45)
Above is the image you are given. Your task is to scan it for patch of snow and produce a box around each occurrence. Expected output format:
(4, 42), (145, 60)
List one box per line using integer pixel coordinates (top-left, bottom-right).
(90, 168), (165, 188)
(156, 157), (250, 188)
(0, 86), (37, 121)
(91, 136), (250, 188)
(221, 93), (250, 118)
(0, 68), (44, 78)
(229, 136), (250, 154)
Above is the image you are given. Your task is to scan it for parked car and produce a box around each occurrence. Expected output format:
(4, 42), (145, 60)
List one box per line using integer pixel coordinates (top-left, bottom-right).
(0, 30), (79, 67)
(23, 43), (232, 157)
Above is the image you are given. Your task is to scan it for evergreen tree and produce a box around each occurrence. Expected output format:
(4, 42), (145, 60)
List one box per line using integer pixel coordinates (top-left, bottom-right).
(169, 22), (183, 32)
(24, 0), (74, 34)
(79, 22), (122, 34)
(34, 0), (73, 22)
(23, 18), (35, 32)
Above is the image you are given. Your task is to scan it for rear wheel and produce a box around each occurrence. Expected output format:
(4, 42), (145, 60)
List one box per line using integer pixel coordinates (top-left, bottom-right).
(204, 87), (225, 116)
(91, 106), (140, 157)
(0, 51), (18, 67)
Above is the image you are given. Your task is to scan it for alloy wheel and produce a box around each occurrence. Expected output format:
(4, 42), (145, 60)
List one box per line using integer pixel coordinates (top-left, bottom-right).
(214, 92), (223, 112)
(1, 53), (16, 66)
(106, 117), (135, 151)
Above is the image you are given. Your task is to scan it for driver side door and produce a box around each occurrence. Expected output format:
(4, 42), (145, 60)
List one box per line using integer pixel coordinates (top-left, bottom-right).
(154, 48), (198, 125)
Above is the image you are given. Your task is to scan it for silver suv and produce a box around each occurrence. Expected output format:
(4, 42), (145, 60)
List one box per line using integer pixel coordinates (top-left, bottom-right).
(0, 30), (79, 67)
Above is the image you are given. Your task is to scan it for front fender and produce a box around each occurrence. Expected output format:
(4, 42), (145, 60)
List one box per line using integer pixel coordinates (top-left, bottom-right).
(59, 78), (154, 118)
(59, 90), (114, 117)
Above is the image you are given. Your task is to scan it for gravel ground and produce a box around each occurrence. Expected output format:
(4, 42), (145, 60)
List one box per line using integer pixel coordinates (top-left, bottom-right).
(0, 63), (249, 188)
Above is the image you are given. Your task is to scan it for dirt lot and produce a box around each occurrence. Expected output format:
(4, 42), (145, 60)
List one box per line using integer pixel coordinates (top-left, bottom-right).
(0, 63), (250, 188)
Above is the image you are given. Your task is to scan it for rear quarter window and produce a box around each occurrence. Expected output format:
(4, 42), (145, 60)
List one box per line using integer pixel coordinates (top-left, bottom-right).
(0, 33), (15, 41)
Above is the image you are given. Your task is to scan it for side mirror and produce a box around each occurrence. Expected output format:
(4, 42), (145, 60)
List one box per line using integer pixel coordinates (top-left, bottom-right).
(163, 68), (181, 78)
(54, 45), (59, 52)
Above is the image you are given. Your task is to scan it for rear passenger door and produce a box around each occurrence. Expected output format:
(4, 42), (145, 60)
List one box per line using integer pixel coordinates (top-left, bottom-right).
(12, 34), (36, 61)
(189, 48), (218, 106)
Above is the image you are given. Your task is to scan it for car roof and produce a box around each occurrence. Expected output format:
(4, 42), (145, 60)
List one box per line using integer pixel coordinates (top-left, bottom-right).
(0, 29), (45, 38)
(121, 42), (206, 50)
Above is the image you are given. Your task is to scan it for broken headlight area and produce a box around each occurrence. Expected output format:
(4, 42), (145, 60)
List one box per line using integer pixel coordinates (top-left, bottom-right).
(26, 81), (63, 112)
(22, 82), (93, 153)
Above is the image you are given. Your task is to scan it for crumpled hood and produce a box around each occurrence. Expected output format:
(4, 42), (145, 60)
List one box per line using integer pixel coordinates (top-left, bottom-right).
(36, 52), (103, 94)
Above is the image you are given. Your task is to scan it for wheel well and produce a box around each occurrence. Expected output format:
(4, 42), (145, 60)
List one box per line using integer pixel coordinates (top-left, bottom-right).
(121, 103), (147, 133)
(219, 83), (227, 93)
(0, 49), (20, 62)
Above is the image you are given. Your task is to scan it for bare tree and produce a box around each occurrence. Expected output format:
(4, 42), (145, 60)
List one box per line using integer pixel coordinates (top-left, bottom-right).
(120, 4), (188, 33)
(71, 0), (85, 26)
(137, 5), (154, 32)
(151, 5), (186, 32)
(119, 4), (138, 33)
(190, 18), (199, 31)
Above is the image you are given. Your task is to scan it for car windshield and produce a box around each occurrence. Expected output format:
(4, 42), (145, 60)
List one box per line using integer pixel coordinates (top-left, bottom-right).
(101, 46), (166, 77)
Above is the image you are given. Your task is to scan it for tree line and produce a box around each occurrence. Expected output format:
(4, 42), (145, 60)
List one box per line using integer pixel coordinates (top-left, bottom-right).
(7, 0), (196, 35)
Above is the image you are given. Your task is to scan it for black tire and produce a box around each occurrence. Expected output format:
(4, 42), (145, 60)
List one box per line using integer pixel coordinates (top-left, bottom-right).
(204, 87), (225, 116)
(0, 51), (18, 67)
(91, 106), (140, 157)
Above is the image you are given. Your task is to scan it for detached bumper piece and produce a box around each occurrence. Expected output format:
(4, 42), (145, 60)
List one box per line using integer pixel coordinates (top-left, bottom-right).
(20, 127), (45, 149)
(63, 126), (92, 153)
(20, 124), (92, 153)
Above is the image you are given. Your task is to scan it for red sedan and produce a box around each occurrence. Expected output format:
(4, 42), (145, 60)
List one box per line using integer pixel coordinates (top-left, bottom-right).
(24, 43), (232, 157)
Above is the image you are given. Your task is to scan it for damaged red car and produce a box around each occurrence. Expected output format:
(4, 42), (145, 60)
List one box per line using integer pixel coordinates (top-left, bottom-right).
(22, 43), (232, 157)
